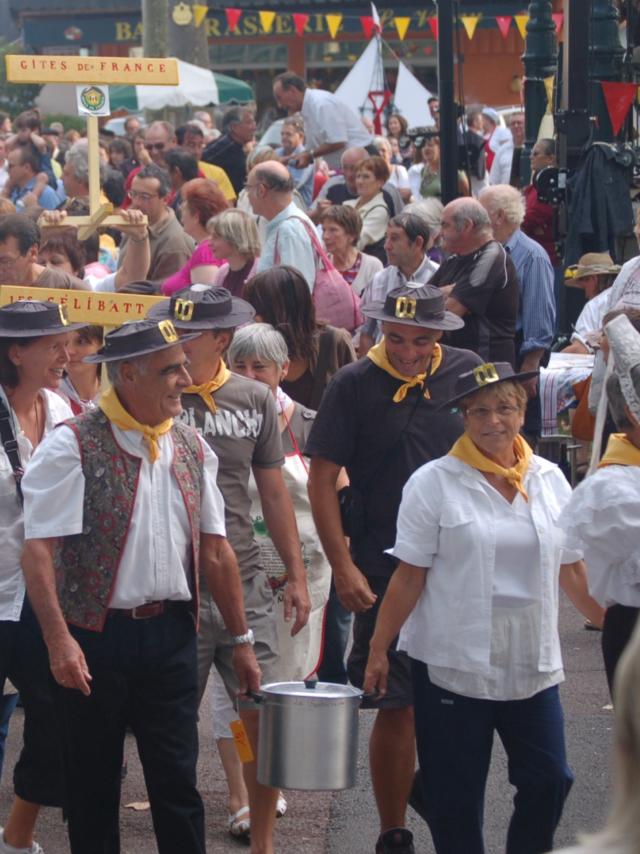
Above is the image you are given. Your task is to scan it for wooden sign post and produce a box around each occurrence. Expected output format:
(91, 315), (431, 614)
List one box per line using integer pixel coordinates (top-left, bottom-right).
(5, 55), (179, 239)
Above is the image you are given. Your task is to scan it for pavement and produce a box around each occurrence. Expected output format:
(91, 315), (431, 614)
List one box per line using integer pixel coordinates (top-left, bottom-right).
(0, 591), (612, 853)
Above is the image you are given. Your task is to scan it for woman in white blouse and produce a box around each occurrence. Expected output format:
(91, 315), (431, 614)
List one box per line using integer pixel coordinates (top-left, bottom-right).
(0, 299), (78, 853)
(364, 362), (603, 854)
(344, 156), (390, 264)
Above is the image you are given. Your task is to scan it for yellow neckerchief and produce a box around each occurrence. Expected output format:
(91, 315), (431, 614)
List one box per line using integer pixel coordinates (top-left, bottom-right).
(367, 340), (442, 403)
(598, 433), (640, 468)
(99, 386), (172, 464)
(448, 432), (534, 501)
(183, 359), (231, 414)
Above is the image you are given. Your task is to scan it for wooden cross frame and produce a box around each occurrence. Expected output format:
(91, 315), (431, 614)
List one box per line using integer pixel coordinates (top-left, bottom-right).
(6, 55), (180, 240)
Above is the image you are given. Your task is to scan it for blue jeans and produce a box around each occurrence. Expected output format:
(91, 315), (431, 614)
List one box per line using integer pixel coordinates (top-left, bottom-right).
(411, 660), (573, 854)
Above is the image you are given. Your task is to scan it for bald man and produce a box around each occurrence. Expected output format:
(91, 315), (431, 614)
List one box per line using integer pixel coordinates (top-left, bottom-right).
(249, 161), (320, 291)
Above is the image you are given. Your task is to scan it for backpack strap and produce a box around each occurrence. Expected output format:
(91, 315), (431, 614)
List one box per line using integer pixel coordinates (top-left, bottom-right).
(0, 395), (23, 506)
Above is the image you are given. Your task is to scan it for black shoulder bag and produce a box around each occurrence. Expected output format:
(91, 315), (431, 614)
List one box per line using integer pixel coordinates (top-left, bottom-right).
(0, 396), (24, 507)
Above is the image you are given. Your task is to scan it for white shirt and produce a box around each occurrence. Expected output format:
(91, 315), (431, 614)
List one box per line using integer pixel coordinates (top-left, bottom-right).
(390, 454), (581, 690)
(571, 289), (611, 348)
(257, 201), (318, 292)
(22, 422), (226, 609)
(344, 192), (389, 251)
(387, 163), (410, 193)
(301, 88), (373, 169)
(0, 387), (72, 622)
(0, 164), (8, 193)
(559, 464), (640, 608)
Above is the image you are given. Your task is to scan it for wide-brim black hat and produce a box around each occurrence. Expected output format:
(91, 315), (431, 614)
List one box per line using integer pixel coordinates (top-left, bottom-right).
(0, 300), (86, 338)
(147, 285), (255, 330)
(84, 318), (200, 363)
(362, 283), (464, 331)
(442, 361), (539, 409)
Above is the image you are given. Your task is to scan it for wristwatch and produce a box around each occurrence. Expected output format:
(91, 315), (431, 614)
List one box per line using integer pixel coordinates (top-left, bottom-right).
(230, 629), (255, 646)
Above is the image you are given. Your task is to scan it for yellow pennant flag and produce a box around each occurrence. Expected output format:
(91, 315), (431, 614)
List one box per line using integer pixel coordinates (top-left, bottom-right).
(325, 13), (342, 38)
(394, 16), (411, 41)
(544, 75), (555, 113)
(514, 14), (529, 40)
(192, 4), (208, 27)
(460, 14), (480, 40)
(259, 10), (276, 33)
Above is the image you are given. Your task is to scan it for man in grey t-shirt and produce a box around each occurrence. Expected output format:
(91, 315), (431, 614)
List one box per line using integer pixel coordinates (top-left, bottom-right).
(149, 286), (310, 854)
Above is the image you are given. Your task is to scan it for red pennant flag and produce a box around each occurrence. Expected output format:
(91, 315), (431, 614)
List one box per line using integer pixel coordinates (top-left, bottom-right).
(428, 17), (438, 40)
(601, 81), (637, 136)
(360, 16), (375, 39)
(552, 13), (564, 35)
(292, 13), (309, 36)
(225, 7), (242, 32)
(495, 16), (512, 40)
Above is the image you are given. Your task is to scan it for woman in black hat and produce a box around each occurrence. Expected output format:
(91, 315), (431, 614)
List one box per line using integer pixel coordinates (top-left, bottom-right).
(0, 299), (84, 853)
(363, 362), (604, 854)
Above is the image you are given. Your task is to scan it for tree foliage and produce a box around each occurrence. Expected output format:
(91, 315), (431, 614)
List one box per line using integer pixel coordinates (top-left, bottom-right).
(0, 40), (42, 115)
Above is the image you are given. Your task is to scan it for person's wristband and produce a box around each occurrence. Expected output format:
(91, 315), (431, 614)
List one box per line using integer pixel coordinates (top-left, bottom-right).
(309, 149), (316, 160)
(127, 230), (148, 243)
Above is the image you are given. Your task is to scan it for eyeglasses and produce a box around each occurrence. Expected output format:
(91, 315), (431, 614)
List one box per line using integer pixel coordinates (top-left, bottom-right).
(128, 189), (160, 202)
(145, 142), (165, 152)
(464, 405), (520, 420)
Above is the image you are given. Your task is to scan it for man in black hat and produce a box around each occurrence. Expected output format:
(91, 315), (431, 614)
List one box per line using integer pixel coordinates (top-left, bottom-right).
(148, 286), (310, 854)
(306, 284), (482, 854)
(21, 317), (260, 854)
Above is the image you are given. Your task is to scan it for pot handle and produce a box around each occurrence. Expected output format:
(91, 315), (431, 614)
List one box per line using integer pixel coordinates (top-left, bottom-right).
(304, 679), (318, 690)
(243, 690), (264, 704)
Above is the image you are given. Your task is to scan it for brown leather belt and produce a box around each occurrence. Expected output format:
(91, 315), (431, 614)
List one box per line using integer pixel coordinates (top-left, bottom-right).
(108, 601), (168, 620)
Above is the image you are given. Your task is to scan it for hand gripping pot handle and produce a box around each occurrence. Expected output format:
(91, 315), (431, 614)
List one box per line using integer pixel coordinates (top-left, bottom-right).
(255, 680), (363, 791)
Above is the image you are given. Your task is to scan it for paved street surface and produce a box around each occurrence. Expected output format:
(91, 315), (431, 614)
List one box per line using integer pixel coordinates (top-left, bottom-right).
(0, 591), (612, 852)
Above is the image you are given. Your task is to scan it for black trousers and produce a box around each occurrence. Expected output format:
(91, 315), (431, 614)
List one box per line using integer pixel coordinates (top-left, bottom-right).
(56, 604), (205, 854)
(602, 604), (640, 697)
(0, 600), (63, 806)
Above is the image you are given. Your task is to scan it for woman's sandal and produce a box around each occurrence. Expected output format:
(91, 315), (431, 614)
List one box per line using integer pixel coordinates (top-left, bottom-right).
(276, 793), (288, 818)
(228, 806), (251, 839)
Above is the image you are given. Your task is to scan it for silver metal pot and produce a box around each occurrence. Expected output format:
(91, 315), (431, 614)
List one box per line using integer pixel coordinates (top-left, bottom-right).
(256, 680), (363, 791)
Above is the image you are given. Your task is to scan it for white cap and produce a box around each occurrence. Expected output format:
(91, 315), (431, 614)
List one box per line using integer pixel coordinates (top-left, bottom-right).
(482, 107), (500, 125)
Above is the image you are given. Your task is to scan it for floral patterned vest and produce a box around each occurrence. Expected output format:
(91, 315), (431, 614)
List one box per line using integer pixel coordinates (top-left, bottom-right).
(55, 410), (203, 631)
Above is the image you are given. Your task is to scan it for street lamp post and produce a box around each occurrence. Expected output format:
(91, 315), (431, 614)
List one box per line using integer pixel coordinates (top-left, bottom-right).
(590, 0), (625, 140)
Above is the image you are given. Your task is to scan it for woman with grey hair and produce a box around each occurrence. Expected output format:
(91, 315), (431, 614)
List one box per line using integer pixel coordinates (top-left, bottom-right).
(208, 208), (260, 298)
(559, 313), (640, 696)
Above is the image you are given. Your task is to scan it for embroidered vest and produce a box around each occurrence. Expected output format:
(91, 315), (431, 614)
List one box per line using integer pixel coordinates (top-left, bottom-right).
(55, 410), (203, 631)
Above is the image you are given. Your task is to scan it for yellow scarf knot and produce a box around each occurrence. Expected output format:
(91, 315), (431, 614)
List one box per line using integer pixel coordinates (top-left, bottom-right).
(598, 433), (640, 468)
(99, 386), (172, 464)
(184, 359), (231, 414)
(367, 340), (442, 403)
(448, 432), (534, 501)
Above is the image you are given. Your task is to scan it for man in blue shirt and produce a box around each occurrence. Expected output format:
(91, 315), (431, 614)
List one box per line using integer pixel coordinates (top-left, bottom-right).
(7, 146), (60, 211)
(275, 116), (315, 208)
(479, 184), (556, 436)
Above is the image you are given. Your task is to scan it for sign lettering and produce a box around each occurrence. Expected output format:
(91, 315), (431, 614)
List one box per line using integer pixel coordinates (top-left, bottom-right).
(6, 54), (178, 85)
(0, 286), (163, 326)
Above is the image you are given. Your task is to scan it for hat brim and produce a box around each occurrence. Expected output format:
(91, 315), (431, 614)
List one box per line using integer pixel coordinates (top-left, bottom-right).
(0, 321), (88, 338)
(84, 332), (201, 363)
(361, 301), (464, 331)
(152, 297), (255, 330)
(440, 370), (539, 410)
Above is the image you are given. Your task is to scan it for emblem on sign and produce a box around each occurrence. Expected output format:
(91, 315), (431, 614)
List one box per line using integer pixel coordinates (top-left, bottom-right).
(76, 84), (111, 117)
(158, 320), (179, 343)
(173, 299), (195, 322)
(394, 296), (417, 319)
(172, 2), (193, 25)
(473, 363), (500, 386)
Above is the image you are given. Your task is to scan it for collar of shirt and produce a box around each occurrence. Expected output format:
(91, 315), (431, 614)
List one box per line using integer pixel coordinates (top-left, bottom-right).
(265, 200), (302, 233)
(504, 229), (523, 254)
(397, 254), (438, 285)
(11, 177), (36, 200)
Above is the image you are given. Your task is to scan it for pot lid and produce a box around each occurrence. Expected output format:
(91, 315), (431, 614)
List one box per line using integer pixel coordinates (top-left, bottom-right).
(261, 681), (363, 700)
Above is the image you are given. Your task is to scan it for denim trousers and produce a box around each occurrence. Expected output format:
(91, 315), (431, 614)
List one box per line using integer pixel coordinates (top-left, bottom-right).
(411, 659), (573, 854)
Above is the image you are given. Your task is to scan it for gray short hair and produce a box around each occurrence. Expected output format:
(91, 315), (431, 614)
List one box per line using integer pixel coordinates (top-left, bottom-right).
(227, 323), (289, 370)
(65, 145), (102, 185)
(105, 353), (152, 387)
(246, 145), (277, 170)
(223, 106), (254, 134)
(479, 185), (525, 227)
(207, 208), (261, 258)
(136, 163), (171, 198)
(450, 199), (492, 233)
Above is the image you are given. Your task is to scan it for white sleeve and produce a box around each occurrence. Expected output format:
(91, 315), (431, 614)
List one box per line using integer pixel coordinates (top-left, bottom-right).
(22, 426), (86, 539)
(387, 466), (441, 567)
(408, 165), (422, 200)
(199, 438), (227, 537)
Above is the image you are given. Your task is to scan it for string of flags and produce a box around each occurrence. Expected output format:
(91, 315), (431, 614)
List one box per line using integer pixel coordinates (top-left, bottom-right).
(214, 8), (565, 41)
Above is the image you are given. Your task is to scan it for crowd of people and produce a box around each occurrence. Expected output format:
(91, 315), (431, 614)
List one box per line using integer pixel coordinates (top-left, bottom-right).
(0, 71), (637, 854)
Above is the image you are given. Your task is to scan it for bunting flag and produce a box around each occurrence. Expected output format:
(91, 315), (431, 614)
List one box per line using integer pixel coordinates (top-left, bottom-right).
(292, 13), (309, 36)
(514, 15), (529, 40)
(192, 4), (208, 27)
(460, 14), (481, 40)
(325, 13), (342, 38)
(394, 16), (411, 41)
(225, 7), (242, 31)
(601, 81), (637, 135)
(552, 12), (564, 35)
(360, 15), (375, 39)
(258, 10), (276, 32)
(495, 16), (512, 40)
(428, 16), (439, 40)
(544, 75), (555, 113)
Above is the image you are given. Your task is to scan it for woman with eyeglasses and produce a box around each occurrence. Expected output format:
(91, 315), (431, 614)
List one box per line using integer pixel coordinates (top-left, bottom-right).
(364, 362), (603, 854)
